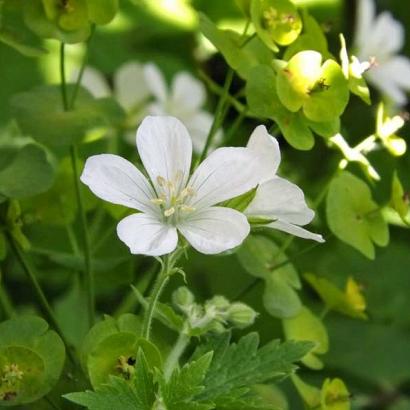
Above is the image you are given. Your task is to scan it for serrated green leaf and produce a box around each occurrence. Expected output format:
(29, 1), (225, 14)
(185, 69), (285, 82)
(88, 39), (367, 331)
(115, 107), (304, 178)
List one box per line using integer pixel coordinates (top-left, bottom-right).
(160, 353), (214, 410)
(390, 172), (409, 224)
(195, 332), (313, 403)
(65, 350), (156, 410)
(326, 171), (389, 259)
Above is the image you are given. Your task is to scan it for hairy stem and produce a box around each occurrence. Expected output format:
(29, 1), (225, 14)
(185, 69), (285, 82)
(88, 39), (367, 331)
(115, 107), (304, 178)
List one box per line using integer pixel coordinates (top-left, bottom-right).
(163, 331), (190, 380)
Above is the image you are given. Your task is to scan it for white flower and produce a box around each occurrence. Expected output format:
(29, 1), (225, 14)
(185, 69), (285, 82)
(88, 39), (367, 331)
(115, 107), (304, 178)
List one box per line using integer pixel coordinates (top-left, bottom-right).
(80, 116), (266, 256)
(244, 126), (324, 243)
(144, 64), (219, 153)
(72, 62), (151, 130)
(354, 0), (410, 105)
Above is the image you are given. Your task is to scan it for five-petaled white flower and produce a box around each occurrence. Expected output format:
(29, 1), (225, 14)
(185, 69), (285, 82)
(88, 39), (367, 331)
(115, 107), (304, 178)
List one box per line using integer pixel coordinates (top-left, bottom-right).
(244, 126), (324, 243)
(80, 116), (266, 256)
(75, 62), (217, 152)
(144, 64), (220, 153)
(354, 0), (410, 106)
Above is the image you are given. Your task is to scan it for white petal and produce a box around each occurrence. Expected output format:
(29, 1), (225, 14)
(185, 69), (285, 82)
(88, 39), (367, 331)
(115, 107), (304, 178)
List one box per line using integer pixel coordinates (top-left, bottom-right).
(80, 154), (157, 214)
(354, 0), (375, 52)
(178, 206), (250, 254)
(188, 147), (267, 209)
(143, 63), (168, 102)
(136, 116), (192, 193)
(370, 12), (404, 58)
(170, 72), (206, 111)
(245, 177), (314, 225)
(117, 213), (178, 256)
(182, 110), (215, 153)
(146, 102), (167, 116)
(114, 61), (151, 111)
(72, 66), (111, 98)
(246, 125), (281, 182)
(266, 220), (324, 243)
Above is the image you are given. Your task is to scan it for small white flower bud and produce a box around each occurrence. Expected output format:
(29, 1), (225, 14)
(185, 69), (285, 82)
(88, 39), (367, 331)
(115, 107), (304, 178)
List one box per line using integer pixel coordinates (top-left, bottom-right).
(172, 286), (195, 308)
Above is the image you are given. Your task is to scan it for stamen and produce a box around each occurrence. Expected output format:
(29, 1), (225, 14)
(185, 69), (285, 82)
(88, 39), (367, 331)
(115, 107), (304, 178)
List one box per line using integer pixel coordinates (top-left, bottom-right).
(157, 176), (166, 187)
(164, 207), (176, 217)
(180, 205), (196, 213)
(151, 198), (165, 205)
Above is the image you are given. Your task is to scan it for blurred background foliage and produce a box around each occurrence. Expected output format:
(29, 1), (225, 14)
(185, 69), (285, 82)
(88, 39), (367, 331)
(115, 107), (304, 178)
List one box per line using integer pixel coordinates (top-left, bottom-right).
(0, 0), (409, 409)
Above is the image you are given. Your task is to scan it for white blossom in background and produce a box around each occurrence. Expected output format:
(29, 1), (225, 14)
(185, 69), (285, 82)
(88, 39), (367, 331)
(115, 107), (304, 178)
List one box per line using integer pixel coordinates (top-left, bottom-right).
(244, 126), (324, 243)
(74, 62), (218, 152)
(354, 0), (410, 106)
(144, 63), (220, 153)
(80, 116), (267, 256)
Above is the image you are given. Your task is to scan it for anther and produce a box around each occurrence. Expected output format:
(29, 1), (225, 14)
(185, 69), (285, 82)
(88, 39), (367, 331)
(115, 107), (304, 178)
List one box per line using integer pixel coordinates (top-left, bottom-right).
(164, 207), (176, 217)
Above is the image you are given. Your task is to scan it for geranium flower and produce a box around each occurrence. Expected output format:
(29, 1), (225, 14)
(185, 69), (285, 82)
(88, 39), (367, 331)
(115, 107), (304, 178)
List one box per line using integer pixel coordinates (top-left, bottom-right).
(144, 64), (220, 153)
(244, 126), (324, 242)
(354, 0), (410, 105)
(80, 116), (266, 256)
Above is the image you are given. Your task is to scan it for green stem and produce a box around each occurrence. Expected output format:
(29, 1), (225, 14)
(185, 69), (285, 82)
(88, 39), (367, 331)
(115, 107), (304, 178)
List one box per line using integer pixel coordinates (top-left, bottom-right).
(69, 144), (94, 327)
(142, 258), (172, 340)
(163, 331), (190, 380)
(198, 68), (234, 163)
(7, 233), (77, 365)
(60, 40), (95, 327)
(69, 24), (96, 109)
(0, 282), (14, 319)
(222, 106), (248, 146)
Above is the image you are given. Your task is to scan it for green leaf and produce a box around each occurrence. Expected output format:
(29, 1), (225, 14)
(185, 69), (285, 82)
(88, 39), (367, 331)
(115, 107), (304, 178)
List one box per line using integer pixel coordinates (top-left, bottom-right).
(276, 51), (349, 122)
(0, 316), (65, 406)
(11, 85), (125, 149)
(87, 0), (119, 25)
(65, 350), (156, 410)
(224, 186), (258, 212)
(304, 273), (367, 320)
(160, 353), (214, 410)
(251, 0), (302, 52)
(199, 14), (272, 80)
(263, 274), (302, 319)
(81, 314), (162, 388)
(0, 29), (47, 57)
(195, 332), (313, 404)
(283, 307), (328, 370)
(326, 171), (389, 259)
(246, 64), (314, 150)
(0, 140), (56, 199)
(0, 232), (7, 261)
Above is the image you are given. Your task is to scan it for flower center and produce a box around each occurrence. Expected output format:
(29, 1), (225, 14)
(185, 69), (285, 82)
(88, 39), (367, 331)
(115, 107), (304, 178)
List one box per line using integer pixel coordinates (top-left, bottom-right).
(151, 173), (196, 223)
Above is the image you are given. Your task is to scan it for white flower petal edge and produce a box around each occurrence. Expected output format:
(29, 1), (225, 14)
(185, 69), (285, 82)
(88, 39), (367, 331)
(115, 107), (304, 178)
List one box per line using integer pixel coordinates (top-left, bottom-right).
(117, 213), (178, 256)
(114, 61), (151, 111)
(246, 125), (281, 182)
(136, 115), (192, 194)
(187, 147), (268, 209)
(170, 72), (206, 112)
(244, 126), (323, 243)
(80, 154), (157, 215)
(178, 207), (250, 254)
(266, 220), (324, 243)
(73, 66), (111, 98)
(144, 63), (168, 102)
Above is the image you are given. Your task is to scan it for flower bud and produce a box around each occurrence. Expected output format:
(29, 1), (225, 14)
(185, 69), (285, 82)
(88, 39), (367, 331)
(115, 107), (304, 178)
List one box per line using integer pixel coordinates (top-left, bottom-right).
(172, 286), (195, 308)
(227, 303), (258, 329)
(205, 295), (230, 311)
